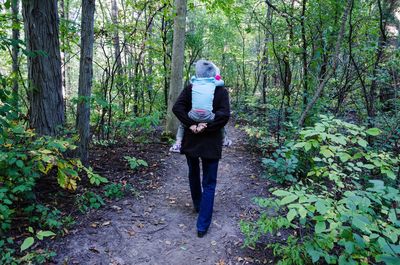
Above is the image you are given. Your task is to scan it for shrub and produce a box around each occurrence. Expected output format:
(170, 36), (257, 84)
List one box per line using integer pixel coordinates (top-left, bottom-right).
(242, 116), (400, 264)
(75, 191), (105, 213)
(262, 115), (398, 187)
(124, 156), (148, 170)
(103, 182), (136, 200)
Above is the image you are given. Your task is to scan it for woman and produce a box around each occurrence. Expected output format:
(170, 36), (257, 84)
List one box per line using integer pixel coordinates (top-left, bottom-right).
(172, 60), (230, 237)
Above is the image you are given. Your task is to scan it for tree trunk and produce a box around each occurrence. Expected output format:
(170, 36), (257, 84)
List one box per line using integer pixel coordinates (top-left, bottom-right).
(301, 0), (309, 110)
(22, 0), (64, 135)
(165, 0), (187, 135)
(11, 0), (20, 110)
(161, 13), (170, 111)
(76, 0), (95, 166)
(60, 0), (69, 115)
(298, 0), (352, 127)
(111, 0), (124, 115)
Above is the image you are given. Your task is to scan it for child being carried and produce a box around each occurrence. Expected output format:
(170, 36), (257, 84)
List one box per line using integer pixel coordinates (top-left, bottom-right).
(169, 59), (232, 153)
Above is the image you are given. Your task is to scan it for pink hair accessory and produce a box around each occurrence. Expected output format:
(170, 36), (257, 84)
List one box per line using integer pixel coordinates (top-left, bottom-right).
(215, 74), (221, 80)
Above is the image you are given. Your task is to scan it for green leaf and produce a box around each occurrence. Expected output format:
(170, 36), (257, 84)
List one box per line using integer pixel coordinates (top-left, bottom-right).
(320, 148), (334, 158)
(357, 139), (368, 148)
(376, 255), (400, 265)
(280, 195), (298, 205)
(36, 230), (56, 240)
(352, 215), (370, 230)
(315, 221), (326, 233)
(338, 152), (351, 163)
(366, 128), (381, 136)
(382, 169), (396, 180)
(304, 142), (312, 152)
(293, 142), (306, 148)
(272, 190), (293, 197)
(16, 160), (24, 168)
(315, 200), (328, 214)
(286, 208), (297, 222)
(20, 237), (34, 251)
(307, 249), (321, 263)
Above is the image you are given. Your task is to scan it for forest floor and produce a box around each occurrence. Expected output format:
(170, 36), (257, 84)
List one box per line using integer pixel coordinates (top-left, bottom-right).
(50, 122), (274, 265)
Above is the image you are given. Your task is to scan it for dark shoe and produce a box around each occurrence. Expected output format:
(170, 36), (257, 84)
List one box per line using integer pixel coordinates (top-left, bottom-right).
(197, 230), (207, 238)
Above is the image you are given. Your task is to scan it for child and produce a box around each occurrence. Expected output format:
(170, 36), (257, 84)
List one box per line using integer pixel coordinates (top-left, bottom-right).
(169, 60), (232, 153)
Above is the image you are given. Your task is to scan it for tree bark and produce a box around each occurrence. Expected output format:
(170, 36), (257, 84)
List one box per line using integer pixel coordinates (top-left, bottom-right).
(111, 0), (125, 115)
(76, 0), (95, 166)
(22, 0), (65, 135)
(161, 13), (171, 111)
(301, 0), (309, 110)
(165, 0), (187, 135)
(11, 0), (20, 110)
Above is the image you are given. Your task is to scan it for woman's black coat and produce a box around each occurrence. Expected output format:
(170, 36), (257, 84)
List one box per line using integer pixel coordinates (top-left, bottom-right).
(172, 84), (230, 160)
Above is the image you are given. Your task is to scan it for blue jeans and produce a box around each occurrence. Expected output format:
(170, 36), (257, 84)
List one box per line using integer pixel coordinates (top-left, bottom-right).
(185, 155), (219, 232)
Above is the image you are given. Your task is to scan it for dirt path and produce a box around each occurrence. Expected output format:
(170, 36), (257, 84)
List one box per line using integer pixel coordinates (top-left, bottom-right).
(53, 124), (270, 265)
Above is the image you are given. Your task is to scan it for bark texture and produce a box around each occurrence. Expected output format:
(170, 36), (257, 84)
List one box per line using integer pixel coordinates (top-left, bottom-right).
(22, 0), (64, 135)
(165, 0), (187, 135)
(76, 0), (96, 166)
(11, 0), (20, 110)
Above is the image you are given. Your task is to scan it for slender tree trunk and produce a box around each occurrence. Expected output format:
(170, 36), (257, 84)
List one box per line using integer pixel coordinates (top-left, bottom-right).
(298, 0), (352, 127)
(11, 0), (20, 110)
(301, 0), (309, 110)
(76, 0), (95, 166)
(60, 0), (69, 115)
(147, 21), (154, 113)
(165, 0), (187, 135)
(111, 0), (124, 115)
(22, 0), (65, 135)
(162, 13), (170, 111)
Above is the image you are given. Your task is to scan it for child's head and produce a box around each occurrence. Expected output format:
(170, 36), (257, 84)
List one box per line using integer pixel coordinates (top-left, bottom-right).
(195, 59), (217, 78)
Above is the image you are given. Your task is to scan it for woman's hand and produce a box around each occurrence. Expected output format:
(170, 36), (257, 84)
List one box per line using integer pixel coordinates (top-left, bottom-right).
(190, 125), (198, 133)
(189, 123), (208, 134)
(196, 123), (207, 133)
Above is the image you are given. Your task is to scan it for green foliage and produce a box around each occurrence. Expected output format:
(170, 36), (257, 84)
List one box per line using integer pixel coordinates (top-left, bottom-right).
(242, 116), (400, 264)
(1, 235), (55, 265)
(119, 111), (161, 138)
(84, 166), (108, 186)
(124, 156), (148, 170)
(263, 116), (398, 187)
(23, 204), (74, 231)
(75, 191), (105, 213)
(103, 182), (135, 200)
(20, 227), (56, 251)
(0, 119), (108, 233)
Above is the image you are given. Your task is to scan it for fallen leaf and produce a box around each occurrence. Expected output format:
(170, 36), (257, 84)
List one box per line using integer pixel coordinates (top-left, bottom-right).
(89, 247), (99, 253)
(127, 230), (136, 237)
(215, 260), (226, 265)
(111, 205), (122, 211)
(102, 221), (111, 226)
